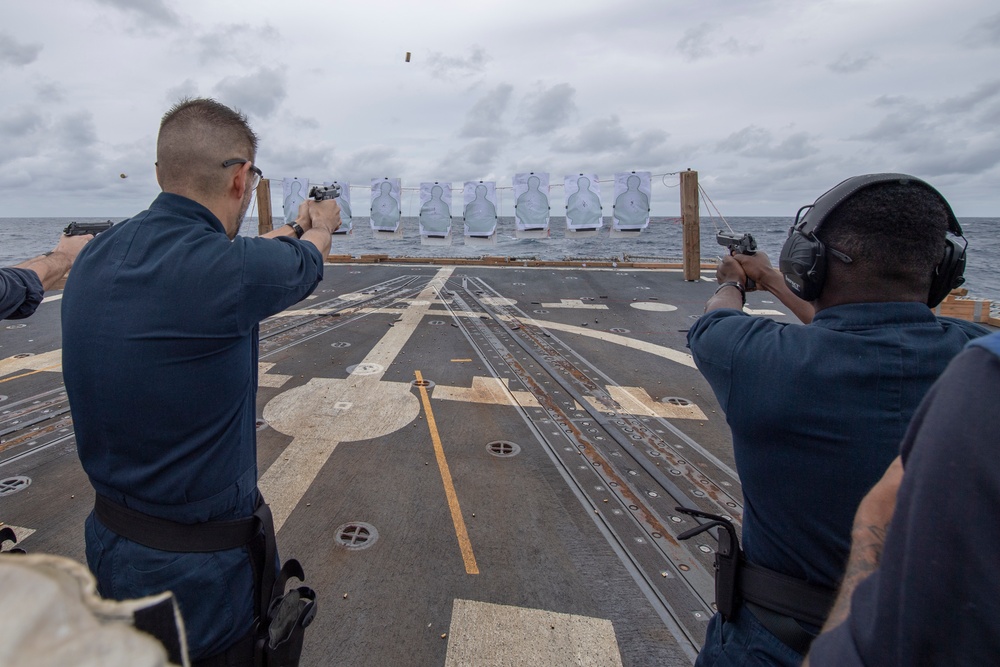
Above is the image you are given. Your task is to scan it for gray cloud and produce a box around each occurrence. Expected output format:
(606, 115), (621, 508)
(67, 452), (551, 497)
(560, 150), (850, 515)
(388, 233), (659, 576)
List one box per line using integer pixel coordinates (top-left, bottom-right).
(721, 37), (763, 57)
(552, 116), (630, 153)
(436, 139), (503, 182)
(0, 33), (42, 67)
(0, 109), (44, 137)
(93, 0), (180, 27)
(57, 112), (99, 151)
(426, 46), (490, 81)
(521, 83), (577, 135)
(909, 141), (1000, 176)
(717, 126), (818, 160)
(965, 12), (1000, 48)
(460, 84), (513, 139)
(678, 23), (714, 61)
(193, 23), (281, 66)
(828, 52), (877, 74)
(214, 67), (287, 119)
(337, 146), (405, 182)
(938, 79), (1000, 113)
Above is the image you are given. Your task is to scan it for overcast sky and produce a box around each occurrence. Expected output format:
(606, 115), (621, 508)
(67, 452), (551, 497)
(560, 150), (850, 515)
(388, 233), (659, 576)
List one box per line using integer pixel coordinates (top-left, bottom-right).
(2, 0), (998, 219)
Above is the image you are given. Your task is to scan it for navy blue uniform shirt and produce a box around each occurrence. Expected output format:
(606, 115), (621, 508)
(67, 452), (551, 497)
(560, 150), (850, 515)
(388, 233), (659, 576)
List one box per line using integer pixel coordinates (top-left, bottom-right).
(61, 192), (323, 658)
(688, 303), (987, 588)
(0, 266), (44, 320)
(809, 332), (1000, 666)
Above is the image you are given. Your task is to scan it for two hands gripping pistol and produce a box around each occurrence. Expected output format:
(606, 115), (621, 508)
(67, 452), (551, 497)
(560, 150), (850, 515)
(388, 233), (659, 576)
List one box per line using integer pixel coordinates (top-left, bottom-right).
(716, 231), (758, 291)
(64, 221), (114, 237)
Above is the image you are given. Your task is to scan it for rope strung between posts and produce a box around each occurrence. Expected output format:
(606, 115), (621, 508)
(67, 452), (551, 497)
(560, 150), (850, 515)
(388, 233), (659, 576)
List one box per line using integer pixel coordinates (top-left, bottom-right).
(699, 183), (732, 233)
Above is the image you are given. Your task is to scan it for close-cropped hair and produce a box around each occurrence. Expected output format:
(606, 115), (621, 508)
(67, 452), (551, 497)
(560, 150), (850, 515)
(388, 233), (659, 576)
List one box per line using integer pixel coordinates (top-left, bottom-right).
(816, 181), (950, 285)
(156, 98), (259, 197)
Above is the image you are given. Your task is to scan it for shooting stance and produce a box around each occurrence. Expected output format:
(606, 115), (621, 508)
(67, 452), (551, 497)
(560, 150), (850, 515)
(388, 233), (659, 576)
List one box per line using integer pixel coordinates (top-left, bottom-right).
(685, 174), (988, 666)
(62, 97), (339, 666)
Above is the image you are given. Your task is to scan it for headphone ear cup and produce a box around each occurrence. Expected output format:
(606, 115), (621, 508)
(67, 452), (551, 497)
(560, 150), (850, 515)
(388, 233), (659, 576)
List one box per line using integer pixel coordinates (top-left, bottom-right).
(779, 231), (826, 301)
(926, 236), (967, 308)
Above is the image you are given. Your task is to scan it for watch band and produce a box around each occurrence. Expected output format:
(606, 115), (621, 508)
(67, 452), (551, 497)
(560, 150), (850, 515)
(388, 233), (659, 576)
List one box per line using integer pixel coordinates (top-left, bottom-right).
(715, 281), (746, 306)
(286, 222), (304, 239)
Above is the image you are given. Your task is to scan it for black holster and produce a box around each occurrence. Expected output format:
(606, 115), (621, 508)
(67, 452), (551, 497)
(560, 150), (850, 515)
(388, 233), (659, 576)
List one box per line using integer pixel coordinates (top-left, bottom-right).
(94, 492), (317, 667)
(676, 506), (836, 655)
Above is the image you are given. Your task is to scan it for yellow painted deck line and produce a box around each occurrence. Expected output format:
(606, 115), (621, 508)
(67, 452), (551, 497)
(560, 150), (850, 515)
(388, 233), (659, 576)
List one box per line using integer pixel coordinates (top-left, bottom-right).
(415, 369), (479, 575)
(259, 267), (454, 533)
(0, 349), (63, 379)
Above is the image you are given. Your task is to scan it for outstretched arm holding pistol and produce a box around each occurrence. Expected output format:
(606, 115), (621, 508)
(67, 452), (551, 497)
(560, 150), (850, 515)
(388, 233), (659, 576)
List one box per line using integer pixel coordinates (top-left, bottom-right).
(262, 186), (342, 258)
(734, 251), (816, 324)
(12, 233), (93, 292)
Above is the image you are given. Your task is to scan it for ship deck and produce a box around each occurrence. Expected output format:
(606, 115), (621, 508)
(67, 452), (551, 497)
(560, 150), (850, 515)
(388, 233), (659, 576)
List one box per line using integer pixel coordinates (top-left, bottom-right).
(0, 262), (795, 666)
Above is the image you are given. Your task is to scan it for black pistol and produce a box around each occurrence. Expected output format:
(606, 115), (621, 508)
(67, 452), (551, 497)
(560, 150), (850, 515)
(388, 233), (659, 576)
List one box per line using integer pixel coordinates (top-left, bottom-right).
(309, 184), (341, 201)
(716, 231), (757, 291)
(64, 220), (114, 237)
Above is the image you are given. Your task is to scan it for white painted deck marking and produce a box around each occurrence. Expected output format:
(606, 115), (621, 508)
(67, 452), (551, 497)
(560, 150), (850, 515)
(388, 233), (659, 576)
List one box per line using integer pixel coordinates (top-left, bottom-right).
(0, 349), (63, 383)
(259, 267), (454, 532)
(540, 299), (608, 310)
(586, 386), (708, 420)
(257, 362), (291, 388)
(432, 376), (541, 408)
(0, 524), (36, 544)
(444, 599), (623, 667)
(40, 294), (63, 304)
(529, 321), (697, 369)
(629, 301), (678, 312)
(744, 307), (786, 316)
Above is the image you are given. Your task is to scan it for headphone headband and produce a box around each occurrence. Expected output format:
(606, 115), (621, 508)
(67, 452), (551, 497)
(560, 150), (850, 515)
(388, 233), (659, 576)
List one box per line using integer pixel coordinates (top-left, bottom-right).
(779, 173), (966, 306)
(795, 173), (963, 237)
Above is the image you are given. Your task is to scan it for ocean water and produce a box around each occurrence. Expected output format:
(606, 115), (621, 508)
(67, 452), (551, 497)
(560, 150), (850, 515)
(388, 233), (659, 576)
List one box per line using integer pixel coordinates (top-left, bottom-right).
(2, 215), (997, 306)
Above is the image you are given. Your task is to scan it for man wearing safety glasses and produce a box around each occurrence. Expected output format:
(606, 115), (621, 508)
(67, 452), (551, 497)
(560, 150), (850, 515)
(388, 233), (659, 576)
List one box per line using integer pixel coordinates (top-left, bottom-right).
(61, 97), (340, 665)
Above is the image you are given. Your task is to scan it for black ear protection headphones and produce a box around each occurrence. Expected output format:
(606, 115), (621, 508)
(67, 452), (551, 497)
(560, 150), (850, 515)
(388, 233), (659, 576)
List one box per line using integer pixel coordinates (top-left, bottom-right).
(778, 173), (966, 307)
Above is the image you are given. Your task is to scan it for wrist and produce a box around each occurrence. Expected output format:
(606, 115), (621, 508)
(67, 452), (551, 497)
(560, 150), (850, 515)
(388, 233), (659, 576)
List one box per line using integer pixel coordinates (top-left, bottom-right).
(715, 281), (746, 306)
(286, 222), (304, 238)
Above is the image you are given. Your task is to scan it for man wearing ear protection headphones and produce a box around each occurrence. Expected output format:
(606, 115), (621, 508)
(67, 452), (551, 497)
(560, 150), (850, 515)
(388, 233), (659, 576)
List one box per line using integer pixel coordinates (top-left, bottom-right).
(685, 174), (990, 666)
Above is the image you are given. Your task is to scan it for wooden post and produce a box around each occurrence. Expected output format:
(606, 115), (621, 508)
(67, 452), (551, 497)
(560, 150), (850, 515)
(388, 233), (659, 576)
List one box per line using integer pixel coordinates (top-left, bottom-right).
(680, 169), (700, 281)
(256, 179), (273, 235)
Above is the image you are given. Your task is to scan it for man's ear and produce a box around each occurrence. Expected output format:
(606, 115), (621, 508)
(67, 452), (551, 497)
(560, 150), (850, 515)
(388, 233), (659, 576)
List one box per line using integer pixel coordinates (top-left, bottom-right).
(231, 163), (249, 200)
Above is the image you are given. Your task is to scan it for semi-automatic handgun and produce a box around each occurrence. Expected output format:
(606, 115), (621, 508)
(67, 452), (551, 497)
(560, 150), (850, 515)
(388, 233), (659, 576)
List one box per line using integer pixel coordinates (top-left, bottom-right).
(716, 231), (758, 290)
(64, 221), (114, 237)
(309, 184), (341, 201)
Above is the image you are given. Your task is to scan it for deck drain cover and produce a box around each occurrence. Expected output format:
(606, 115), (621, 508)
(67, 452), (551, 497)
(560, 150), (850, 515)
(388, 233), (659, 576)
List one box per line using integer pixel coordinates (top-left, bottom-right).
(330, 342), (351, 348)
(347, 362), (383, 376)
(334, 522), (379, 550)
(609, 328), (630, 334)
(661, 397), (693, 406)
(0, 476), (31, 496)
(487, 441), (521, 457)
(428, 320), (446, 325)
(255, 418), (268, 432)
(12, 352), (33, 358)
(411, 379), (435, 390)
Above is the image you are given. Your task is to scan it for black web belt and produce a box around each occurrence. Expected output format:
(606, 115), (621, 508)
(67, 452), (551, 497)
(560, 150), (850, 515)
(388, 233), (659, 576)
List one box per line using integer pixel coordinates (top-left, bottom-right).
(94, 494), (261, 553)
(676, 506), (836, 655)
